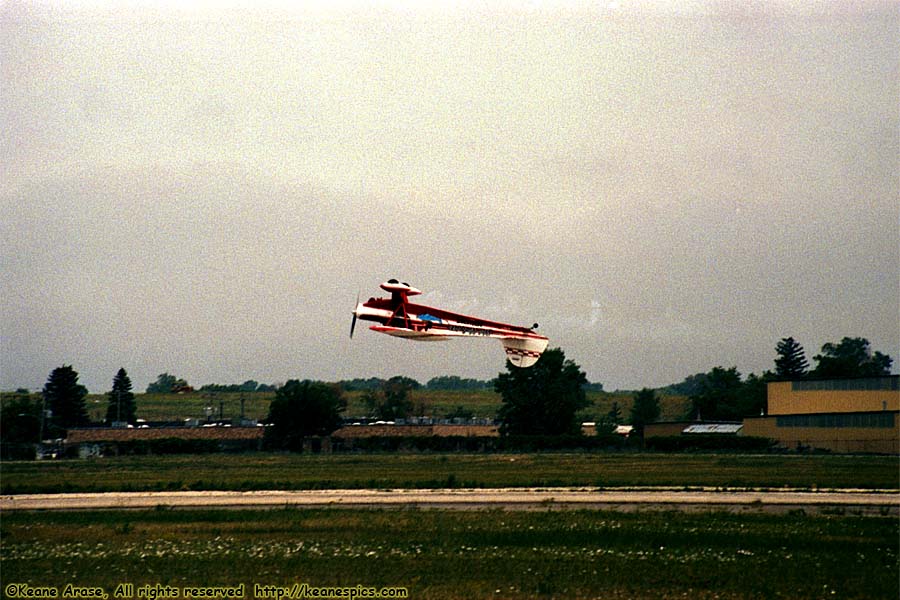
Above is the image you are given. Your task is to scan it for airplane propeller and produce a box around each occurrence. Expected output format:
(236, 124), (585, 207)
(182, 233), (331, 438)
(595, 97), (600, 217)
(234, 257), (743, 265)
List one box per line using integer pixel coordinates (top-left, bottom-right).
(350, 292), (360, 339)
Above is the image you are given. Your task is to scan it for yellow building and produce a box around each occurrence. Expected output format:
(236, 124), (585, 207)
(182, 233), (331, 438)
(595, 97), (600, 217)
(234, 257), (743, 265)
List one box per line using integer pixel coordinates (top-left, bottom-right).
(743, 376), (899, 454)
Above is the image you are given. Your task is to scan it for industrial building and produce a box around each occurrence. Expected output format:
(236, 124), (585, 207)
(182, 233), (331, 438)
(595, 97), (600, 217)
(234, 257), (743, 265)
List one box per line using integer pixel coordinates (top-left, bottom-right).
(743, 376), (899, 453)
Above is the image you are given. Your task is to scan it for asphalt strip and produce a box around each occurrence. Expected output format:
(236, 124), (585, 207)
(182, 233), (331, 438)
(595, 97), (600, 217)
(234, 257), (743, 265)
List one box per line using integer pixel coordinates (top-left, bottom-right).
(2, 488), (897, 514)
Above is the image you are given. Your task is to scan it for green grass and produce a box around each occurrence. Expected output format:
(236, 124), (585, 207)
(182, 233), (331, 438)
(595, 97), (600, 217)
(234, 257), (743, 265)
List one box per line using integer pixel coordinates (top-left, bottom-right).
(2, 508), (897, 599)
(3, 453), (897, 494)
(38, 389), (690, 423)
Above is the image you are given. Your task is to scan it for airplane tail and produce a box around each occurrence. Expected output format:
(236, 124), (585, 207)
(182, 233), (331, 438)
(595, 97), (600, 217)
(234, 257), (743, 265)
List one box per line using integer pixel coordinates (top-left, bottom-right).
(501, 337), (549, 368)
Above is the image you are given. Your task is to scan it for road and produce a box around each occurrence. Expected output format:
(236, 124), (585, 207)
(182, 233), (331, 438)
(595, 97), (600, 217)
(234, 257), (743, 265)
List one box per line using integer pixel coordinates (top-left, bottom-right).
(2, 488), (897, 514)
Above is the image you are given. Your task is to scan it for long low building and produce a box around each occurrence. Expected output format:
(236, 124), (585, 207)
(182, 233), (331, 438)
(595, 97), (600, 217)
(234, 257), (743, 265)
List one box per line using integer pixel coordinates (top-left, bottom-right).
(65, 425), (265, 444)
(643, 421), (743, 438)
(333, 424), (498, 438)
(743, 376), (899, 454)
(62, 422), (497, 449)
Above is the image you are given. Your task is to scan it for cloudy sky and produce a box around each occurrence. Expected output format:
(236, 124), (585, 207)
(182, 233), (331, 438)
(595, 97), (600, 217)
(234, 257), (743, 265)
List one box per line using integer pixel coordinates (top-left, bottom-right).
(2, 0), (897, 393)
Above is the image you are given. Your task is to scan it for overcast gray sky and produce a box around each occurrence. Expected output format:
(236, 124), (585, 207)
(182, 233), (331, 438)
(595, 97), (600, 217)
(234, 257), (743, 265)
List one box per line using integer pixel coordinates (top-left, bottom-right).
(2, 1), (898, 393)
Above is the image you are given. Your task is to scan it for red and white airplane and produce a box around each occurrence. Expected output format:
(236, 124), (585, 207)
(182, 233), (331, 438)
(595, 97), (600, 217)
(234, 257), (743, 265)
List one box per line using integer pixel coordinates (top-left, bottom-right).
(351, 279), (549, 368)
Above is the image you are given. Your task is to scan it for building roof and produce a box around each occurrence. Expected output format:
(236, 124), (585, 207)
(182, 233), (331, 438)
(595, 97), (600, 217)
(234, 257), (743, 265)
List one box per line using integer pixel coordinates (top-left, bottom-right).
(682, 423), (743, 435)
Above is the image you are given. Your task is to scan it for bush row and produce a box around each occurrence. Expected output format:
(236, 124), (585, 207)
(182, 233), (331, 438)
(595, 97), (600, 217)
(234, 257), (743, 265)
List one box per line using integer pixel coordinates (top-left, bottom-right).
(324, 435), (628, 453)
(85, 438), (261, 456)
(333, 435), (775, 453)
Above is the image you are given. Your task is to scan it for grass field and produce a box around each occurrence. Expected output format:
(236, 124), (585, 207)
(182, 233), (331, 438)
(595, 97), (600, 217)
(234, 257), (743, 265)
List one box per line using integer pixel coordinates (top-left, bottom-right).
(4, 453), (897, 599)
(3, 453), (898, 494)
(61, 389), (690, 423)
(2, 507), (897, 599)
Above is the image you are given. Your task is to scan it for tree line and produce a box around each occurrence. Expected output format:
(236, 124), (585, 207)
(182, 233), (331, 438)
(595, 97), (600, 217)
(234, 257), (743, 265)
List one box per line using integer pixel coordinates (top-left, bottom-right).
(259, 335), (894, 449)
(1, 336), (893, 453)
(659, 336), (894, 423)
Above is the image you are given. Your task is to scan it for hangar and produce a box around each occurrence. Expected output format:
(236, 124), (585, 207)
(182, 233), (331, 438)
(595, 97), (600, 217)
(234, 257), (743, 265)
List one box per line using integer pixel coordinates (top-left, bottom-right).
(743, 376), (899, 454)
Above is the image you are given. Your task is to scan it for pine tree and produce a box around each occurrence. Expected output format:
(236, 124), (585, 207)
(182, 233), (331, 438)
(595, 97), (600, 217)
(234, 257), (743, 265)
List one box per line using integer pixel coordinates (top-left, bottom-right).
(607, 401), (622, 424)
(105, 368), (137, 425)
(595, 401), (623, 439)
(774, 337), (809, 379)
(42, 366), (89, 435)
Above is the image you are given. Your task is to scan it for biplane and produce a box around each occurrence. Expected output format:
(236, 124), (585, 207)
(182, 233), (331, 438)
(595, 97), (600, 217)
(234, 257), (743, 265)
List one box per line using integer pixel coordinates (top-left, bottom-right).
(351, 279), (549, 368)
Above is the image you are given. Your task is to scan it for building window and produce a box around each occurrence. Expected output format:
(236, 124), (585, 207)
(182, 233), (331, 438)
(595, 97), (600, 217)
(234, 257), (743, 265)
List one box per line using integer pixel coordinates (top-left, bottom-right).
(792, 377), (899, 392)
(776, 412), (896, 428)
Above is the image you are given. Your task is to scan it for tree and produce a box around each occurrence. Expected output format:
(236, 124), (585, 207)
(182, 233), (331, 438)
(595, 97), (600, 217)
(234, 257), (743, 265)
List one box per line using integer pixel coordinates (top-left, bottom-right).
(687, 366), (767, 421)
(199, 381), (268, 393)
(495, 348), (589, 436)
(595, 401), (623, 439)
(239, 380), (260, 392)
(444, 405), (475, 421)
(42, 366), (89, 436)
(774, 337), (809, 379)
(659, 373), (710, 397)
(629, 388), (660, 438)
(739, 372), (770, 417)
(265, 380), (347, 449)
(146, 373), (189, 394)
(337, 378), (386, 391)
(811, 337), (893, 378)
(426, 376), (491, 390)
(105, 368), (137, 425)
(1, 392), (42, 458)
(362, 376), (419, 420)
(688, 366), (743, 421)
(607, 401), (622, 425)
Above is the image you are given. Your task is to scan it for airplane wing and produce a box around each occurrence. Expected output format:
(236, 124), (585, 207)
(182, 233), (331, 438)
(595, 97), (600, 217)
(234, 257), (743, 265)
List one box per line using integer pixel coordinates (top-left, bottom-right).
(403, 302), (538, 337)
(400, 302), (549, 367)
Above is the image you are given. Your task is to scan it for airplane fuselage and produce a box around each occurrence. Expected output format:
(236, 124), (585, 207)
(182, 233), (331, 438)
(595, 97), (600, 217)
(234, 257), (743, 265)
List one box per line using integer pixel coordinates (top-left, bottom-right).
(352, 280), (549, 367)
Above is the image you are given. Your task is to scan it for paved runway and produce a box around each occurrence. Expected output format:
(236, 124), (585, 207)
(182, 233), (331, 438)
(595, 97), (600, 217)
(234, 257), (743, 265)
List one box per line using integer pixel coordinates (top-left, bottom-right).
(3, 488), (897, 514)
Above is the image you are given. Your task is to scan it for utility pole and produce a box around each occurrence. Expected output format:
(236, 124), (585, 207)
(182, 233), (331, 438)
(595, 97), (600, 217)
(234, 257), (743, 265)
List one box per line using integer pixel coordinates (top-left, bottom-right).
(39, 393), (47, 442)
